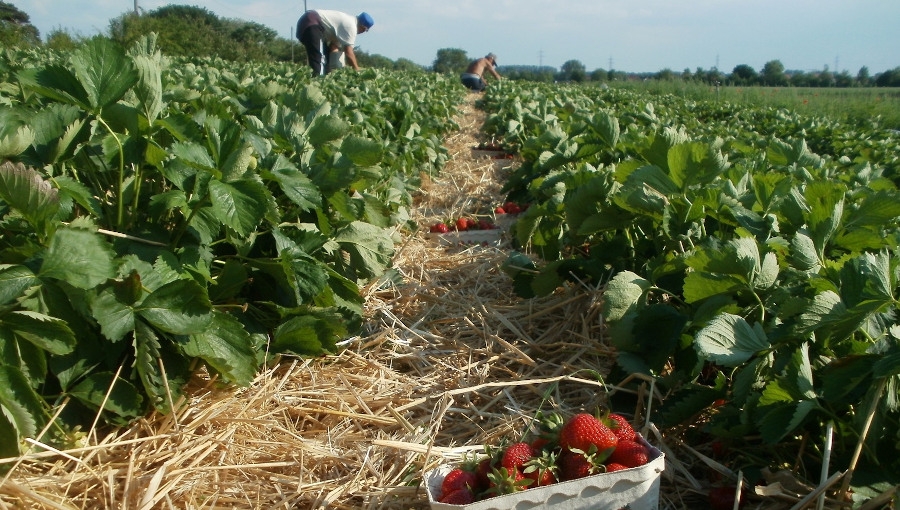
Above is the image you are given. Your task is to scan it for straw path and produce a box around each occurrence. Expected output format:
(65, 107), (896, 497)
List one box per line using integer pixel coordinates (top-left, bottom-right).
(0, 94), (834, 510)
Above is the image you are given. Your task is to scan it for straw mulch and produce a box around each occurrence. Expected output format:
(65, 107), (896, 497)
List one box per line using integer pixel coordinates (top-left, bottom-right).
(0, 94), (833, 510)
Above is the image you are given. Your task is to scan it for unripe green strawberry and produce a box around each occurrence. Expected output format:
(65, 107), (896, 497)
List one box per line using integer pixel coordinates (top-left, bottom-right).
(559, 413), (618, 456)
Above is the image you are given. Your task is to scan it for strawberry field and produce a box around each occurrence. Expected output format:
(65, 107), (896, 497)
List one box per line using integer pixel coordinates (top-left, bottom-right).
(1, 37), (900, 509)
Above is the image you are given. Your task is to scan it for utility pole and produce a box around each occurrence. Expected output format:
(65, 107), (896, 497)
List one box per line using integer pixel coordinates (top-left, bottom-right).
(539, 50), (543, 68)
(134, 0), (138, 14)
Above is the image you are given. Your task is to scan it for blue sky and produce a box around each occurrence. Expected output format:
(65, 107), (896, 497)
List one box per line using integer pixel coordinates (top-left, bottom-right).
(23, 0), (900, 74)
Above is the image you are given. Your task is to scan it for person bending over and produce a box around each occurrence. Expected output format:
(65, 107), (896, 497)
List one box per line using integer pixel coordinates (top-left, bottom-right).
(461, 53), (501, 91)
(297, 10), (374, 76)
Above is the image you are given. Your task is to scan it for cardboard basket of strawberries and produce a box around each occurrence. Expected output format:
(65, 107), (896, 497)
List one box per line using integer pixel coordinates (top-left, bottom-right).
(428, 217), (505, 247)
(424, 410), (665, 510)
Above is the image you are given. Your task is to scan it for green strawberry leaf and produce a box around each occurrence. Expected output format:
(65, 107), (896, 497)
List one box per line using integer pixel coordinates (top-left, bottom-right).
(136, 280), (212, 335)
(40, 225), (115, 290)
(694, 313), (770, 366)
(68, 372), (144, 422)
(177, 311), (257, 386)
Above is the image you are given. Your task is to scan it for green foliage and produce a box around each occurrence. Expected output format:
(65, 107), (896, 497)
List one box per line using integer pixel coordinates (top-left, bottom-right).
(480, 79), (900, 493)
(0, 39), (462, 455)
(433, 48), (469, 75)
(0, 1), (39, 47)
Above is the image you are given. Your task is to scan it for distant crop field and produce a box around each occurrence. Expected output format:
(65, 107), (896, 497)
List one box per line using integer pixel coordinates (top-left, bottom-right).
(613, 81), (900, 130)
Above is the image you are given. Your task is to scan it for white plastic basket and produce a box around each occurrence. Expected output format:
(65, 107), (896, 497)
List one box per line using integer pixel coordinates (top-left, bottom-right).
(425, 435), (664, 510)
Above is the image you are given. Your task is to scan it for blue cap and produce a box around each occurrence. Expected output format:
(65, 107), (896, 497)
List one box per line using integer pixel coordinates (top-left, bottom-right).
(358, 12), (374, 29)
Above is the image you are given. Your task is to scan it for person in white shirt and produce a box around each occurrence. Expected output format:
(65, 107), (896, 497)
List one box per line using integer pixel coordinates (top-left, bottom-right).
(296, 10), (374, 76)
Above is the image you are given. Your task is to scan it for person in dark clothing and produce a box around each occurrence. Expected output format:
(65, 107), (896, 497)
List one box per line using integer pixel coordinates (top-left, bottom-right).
(296, 10), (374, 76)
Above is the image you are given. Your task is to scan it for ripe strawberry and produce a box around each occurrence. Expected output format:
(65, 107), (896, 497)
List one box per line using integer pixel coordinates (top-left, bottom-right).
(466, 218), (478, 230)
(607, 439), (649, 468)
(494, 206), (506, 214)
(603, 413), (637, 442)
(500, 442), (534, 473)
(478, 219), (494, 230)
(486, 467), (529, 496)
(559, 413), (618, 458)
(605, 462), (629, 472)
(558, 449), (599, 481)
(522, 450), (558, 487)
(439, 487), (475, 504)
(455, 217), (469, 231)
(430, 222), (449, 233)
(440, 467), (478, 497)
(475, 456), (495, 490)
(504, 202), (521, 214)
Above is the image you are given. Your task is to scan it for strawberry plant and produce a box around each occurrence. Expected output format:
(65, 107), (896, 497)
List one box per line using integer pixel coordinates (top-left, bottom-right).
(480, 79), (900, 498)
(0, 38), (465, 457)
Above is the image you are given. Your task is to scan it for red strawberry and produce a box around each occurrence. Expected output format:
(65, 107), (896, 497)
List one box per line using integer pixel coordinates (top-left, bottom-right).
(559, 413), (618, 457)
(522, 450), (558, 487)
(500, 442), (534, 473)
(430, 222), (449, 233)
(607, 439), (649, 468)
(466, 218), (478, 230)
(504, 202), (521, 214)
(558, 450), (599, 481)
(494, 206), (506, 214)
(439, 487), (475, 504)
(440, 467), (478, 497)
(455, 217), (469, 231)
(486, 467), (529, 495)
(605, 462), (629, 472)
(604, 413), (637, 442)
(475, 456), (495, 490)
(478, 219), (494, 230)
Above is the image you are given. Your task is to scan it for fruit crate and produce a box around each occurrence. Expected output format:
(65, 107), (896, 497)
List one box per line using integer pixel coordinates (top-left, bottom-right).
(424, 434), (664, 510)
(433, 229), (504, 247)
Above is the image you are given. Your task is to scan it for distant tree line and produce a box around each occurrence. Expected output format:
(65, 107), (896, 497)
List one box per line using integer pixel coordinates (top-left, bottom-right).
(4, 1), (898, 87)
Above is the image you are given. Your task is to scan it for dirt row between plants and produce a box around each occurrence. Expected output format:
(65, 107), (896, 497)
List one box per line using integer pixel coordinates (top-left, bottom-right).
(1, 93), (810, 510)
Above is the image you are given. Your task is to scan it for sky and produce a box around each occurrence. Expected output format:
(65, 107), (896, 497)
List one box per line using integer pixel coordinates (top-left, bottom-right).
(23, 0), (900, 75)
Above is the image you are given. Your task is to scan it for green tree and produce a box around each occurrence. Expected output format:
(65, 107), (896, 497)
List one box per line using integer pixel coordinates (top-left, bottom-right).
(655, 68), (676, 81)
(857, 66), (870, 86)
(731, 64), (758, 85)
(45, 28), (82, 52)
(394, 58), (425, 72)
(558, 59), (586, 82)
(0, 1), (40, 47)
(875, 67), (900, 87)
(109, 5), (285, 61)
(761, 59), (787, 86)
(432, 48), (468, 74)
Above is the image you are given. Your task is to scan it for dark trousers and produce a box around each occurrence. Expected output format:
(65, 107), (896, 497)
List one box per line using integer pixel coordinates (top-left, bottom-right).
(297, 11), (326, 76)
